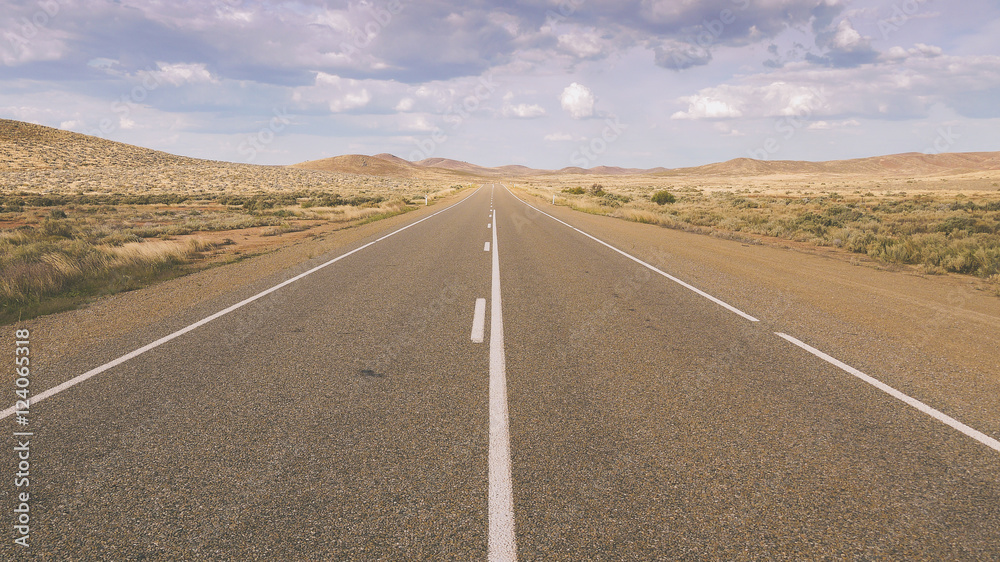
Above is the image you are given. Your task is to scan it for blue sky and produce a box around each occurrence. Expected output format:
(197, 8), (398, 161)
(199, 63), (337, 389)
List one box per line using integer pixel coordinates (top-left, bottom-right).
(2, 0), (998, 169)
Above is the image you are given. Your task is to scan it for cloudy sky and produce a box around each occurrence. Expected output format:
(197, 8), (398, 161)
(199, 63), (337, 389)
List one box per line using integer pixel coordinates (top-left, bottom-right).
(2, 0), (998, 169)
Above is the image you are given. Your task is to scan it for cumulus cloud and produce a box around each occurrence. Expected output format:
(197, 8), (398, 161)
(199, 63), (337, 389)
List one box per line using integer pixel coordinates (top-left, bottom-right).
(807, 119), (861, 130)
(560, 83), (595, 119)
(557, 31), (607, 59)
(672, 81), (830, 120)
(142, 62), (215, 86)
(885, 43), (944, 62)
(653, 41), (712, 71)
(501, 90), (546, 118)
(296, 73), (374, 113)
(809, 18), (879, 67)
(2, 0), (998, 168)
(672, 96), (743, 120)
(503, 102), (547, 119)
(671, 54), (1000, 121)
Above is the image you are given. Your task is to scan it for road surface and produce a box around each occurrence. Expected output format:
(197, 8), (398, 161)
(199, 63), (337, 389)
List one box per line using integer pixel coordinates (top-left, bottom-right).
(3, 183), (998, 559)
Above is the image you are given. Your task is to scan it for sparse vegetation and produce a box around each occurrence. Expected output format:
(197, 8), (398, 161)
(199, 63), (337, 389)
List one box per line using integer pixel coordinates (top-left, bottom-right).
(518, 176), (1000, 292)
(0, 228), (217, 323)
(0, 120), (472, 323)
(0, 191), (428, 323)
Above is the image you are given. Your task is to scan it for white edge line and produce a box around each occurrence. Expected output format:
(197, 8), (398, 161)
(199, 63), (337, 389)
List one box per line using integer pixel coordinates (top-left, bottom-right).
(776, 332), (1000, 454)
(503, 186), (759, 323)
(488, 210), (517, 561)
(0, 186), (484, 421)
(471, 298), (487, 343)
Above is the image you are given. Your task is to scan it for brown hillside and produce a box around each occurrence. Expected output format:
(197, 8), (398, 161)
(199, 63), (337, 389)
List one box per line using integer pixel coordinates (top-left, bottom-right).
(293, 154), (417, 177)
(661, 152), (1000, 177)
(372, 153), (415, 167)
(414, 157), (498, 175)
(495, 164), (542, 176)
(0, 119), (202, 171)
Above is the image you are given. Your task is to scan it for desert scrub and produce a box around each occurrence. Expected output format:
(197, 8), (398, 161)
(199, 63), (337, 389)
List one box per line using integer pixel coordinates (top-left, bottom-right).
(524, 183), (1000, 281)
(0, 227), (216, 323)
(662, 192), (1000, 278)
(651, 190), (676, 205)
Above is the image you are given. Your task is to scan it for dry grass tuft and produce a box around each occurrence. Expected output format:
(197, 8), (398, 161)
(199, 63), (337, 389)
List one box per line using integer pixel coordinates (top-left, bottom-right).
(516, 178), (1000, 284)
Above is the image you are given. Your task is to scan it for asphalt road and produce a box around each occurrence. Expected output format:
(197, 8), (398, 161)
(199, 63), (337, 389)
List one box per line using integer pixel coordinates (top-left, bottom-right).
(3, 183), (999, 560)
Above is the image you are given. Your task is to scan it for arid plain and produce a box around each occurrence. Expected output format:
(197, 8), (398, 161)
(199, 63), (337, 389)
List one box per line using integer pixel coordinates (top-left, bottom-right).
(2, 117), (999, 324)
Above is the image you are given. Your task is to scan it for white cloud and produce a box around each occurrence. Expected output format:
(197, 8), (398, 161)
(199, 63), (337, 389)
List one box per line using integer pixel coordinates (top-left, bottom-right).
(330, 90), (371, 113)
(672, 81), (828, 120)
(143, 62), (215, 86)
(912, 43), (943, 58)
(831, 19), (864, 50)
(886, 46), (909, 61)
(671, 53), (1000, 123)
(395, 97), (415, 111)
(0, 20), (70, 66)
(300, 73), (374, 113)
(560, 82), (595, 119)
(885, 43), (944, 62)
(807, 119), (860, 130)
(557, 31), (605, 58)
(502, 93), (546, 119)
(672, 95), (744, 120)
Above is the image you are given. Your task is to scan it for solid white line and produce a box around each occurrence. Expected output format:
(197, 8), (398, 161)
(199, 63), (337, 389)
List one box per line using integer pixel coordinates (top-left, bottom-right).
(488, 213), (518, 561)
(471, 298), (487, 343)
(485, 242), (491, 252)
(504, 187), (759, 323)
(776, 333), (1000, 454)
(0, 186), (484, 421)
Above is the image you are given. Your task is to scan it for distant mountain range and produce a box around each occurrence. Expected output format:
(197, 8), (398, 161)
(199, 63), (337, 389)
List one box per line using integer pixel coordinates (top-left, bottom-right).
(293, 151), (1000, 178)
(4, 118), (1000, 179)
(292, 153), (670, 177)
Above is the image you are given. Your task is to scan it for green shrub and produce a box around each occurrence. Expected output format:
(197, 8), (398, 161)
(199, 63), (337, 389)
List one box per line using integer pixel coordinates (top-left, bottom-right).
(562, 187), (586, 195)
(40, 219), (74, 238)
(651, 190), (676, 205)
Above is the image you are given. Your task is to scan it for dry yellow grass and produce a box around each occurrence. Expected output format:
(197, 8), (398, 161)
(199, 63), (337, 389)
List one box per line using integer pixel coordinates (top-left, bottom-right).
(0, 120), (473, 322)
(512, 173), (1000, 294)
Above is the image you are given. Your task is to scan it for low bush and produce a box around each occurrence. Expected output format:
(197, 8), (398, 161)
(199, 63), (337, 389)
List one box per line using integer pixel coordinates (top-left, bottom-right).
(651, 190), (676, 205)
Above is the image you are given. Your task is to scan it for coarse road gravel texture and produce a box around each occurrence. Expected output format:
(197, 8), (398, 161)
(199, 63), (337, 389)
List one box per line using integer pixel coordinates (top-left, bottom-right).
(2, 183), (998, 560)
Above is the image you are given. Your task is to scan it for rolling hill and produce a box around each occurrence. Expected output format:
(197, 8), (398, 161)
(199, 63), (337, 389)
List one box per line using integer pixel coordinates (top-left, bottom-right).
(659, 152), (1000, 177)
(0, 119), (204, 171)
(3, 118), (999, 182)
